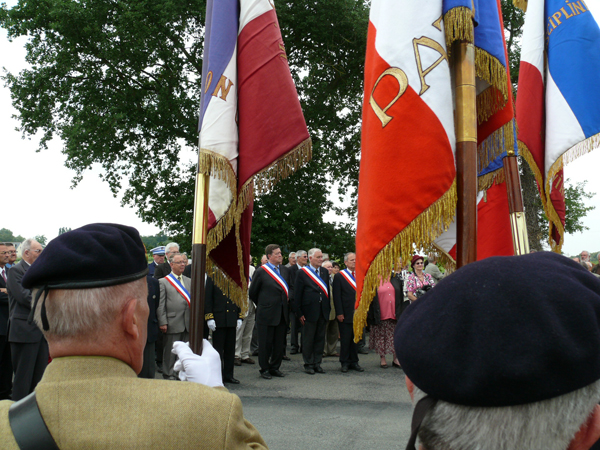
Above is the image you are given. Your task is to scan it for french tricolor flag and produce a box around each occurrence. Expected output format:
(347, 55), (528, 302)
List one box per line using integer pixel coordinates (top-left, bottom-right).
(199, 0), (311, 305)
(516, 0), (600, 250)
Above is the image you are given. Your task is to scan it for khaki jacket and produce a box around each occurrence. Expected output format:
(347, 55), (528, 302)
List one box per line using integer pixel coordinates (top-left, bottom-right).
(0, 356), (267, 449)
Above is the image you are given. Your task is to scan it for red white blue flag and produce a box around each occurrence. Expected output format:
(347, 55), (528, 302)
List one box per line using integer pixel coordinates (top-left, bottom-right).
(516, 0), (600, 251)
(199, 0), (311, 306)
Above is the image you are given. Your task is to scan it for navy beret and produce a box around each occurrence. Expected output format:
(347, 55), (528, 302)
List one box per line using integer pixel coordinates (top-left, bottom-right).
(395, 251), (600, 407)
(23, 223), (148, 290)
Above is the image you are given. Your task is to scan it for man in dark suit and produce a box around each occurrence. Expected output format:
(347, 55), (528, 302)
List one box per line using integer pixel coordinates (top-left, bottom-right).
(288, 249), (307, 354)
(153, 242), (179, 279)
(7, 238), (48, 401)
(147, 246), (165, 277)
(0, 243), (12, 399)
(206, 275), (243, 384)
(249, 244), (291, 379)
(292, 248), (330, 375)
(333, 252), (364, 373)
(139, 274), (160, 379)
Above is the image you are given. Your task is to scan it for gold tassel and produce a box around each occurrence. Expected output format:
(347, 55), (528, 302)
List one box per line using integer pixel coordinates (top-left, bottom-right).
(477, 86), (506, 125)
(444, 7), (475, 52)
(353, 179), (457, 341)
(477, 167), (506, 192)
(477, 122), (515, 174)
(513, 0), (528, 12)
(475, 48), (508, 105)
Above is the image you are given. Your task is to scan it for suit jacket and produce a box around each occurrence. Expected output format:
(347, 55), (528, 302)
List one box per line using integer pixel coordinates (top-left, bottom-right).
(0, 356), (267, 449)
(333, 272), (357, 324)
(157, 274), (191, 334)
(205, 276), (242, 328)
(148, 261), (157, 277)
(292, 266), (330, 322)
(287, 264), (301, 302)
(146, 275), (160, 344)
(0, 266), (9, 336)
(424, 263), (444, 282)
(153, 262), (171, 279)
(7, 260), (43, 344)
(249, 265), (291, 327)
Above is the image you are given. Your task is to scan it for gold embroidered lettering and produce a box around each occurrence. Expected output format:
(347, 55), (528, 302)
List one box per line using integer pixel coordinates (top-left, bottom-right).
(573, 1), (586, 13)
(369, 68), (408, 128)
(432, 16), (443, 31)
(204, 71), (213, 94)
(212, 75), (234, 101)
(552, 11), (563, 25)
(560, 7), (574, 18)
(413, 36), (449, 95)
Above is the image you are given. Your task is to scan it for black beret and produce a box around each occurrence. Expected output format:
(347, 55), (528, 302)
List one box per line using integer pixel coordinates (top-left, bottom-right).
(22, 223), (148, 290)
(395, 251), (600, 407)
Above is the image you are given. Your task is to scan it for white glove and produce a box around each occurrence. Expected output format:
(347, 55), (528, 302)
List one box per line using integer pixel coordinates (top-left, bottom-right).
(237, 319), (243, 330)
(207, 319), (216, 331)
(172, 340), (224, 387)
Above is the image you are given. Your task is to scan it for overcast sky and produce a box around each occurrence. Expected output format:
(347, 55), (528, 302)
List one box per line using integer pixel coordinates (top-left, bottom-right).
(1, 17), (598, 257)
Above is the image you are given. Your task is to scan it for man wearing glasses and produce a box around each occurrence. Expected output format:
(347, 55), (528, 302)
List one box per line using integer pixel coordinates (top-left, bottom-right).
(0, 243), (13, 400)
(7, 238), (46, 400)
(5, 244), (17, 268)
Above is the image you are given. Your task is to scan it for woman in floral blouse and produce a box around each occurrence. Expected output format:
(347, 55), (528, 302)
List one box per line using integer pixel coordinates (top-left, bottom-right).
(406, 255), (435, 302)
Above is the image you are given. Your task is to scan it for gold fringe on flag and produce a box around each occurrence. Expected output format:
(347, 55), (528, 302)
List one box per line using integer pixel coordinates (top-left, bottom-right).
(201, 137), (313, 310)
(353, 179), (457, 341)
(477, 86), (506, 125)
(444, 7), (475, 52)
(513, 0), (528, 12)
(477, 122), (515, 175)
(475, 48), (509, 105)
(478, 166), (506, 192)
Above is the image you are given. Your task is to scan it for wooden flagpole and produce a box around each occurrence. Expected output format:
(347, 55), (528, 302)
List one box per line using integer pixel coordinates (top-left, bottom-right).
(503, 150), (530, 255)
(453, 39), (478, 268)
(189, 169), (210, 355)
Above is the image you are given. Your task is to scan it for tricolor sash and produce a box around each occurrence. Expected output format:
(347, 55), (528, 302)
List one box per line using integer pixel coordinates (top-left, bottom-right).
(262, 265), (289, 297)
(165, 274), (191, 307)
(301, 266), (329, 298)
(340, 269), (356, 290)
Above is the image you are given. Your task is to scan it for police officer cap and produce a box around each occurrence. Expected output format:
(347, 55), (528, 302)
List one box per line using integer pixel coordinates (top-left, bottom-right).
(23, 223), (148, 290)
(151, 246), (166, 256)
(395, 251), (600, 407)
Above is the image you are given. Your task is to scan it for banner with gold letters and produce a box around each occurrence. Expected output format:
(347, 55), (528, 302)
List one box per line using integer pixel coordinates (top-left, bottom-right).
(515, 0), (600, 252)
(354, 0), (518, 336)
(198, 0), (311, 306)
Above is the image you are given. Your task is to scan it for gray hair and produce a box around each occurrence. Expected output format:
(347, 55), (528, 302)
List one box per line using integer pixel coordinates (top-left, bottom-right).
(296, 250), (307, 258)
(168, 252), (185, 264)
(18, 238), (37, 259)
(413, 380), (600, 450)
(344, 252), (355, 262)
(307, 248), (321, 258)
(165, 242), (179, 254)
(428, 253), (438, 262)
(322, 261), (333, 269)
(288, 252), (296, 258)
(33, 278), (147, 340)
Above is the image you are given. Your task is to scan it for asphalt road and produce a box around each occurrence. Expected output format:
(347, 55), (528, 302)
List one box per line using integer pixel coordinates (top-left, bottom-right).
(224, 342), (413, 450)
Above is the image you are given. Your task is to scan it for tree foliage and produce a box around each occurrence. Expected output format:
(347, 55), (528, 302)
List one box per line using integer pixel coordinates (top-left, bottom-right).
(0, 228), (24, 243)
(0, 0), (365, 253)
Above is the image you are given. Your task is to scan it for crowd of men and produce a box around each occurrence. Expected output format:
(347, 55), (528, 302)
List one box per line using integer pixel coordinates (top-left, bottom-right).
(1, 228), (600, 450)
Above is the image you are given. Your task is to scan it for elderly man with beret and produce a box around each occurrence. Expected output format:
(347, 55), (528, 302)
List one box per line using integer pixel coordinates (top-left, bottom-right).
(396, 252), (600, 450)
(0, 223), (267, 449)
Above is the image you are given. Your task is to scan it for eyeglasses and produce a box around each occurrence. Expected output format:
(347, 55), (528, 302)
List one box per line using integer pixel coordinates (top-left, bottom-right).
(415, 262), (424, 265)
(8, 251), (16, 254)
(30, 249), (42, 254)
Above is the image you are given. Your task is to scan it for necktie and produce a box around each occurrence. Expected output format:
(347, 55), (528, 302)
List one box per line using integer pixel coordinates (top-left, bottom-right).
(1, 269), (5, 282)
(275, 266), (280, 274)
(352, 271), (355, 278)
(178, 275), (182, 282)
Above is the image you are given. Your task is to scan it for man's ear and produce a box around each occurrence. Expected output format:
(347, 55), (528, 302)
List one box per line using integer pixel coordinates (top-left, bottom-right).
(406, 376), (415, 401)
(121, 298), (140, 340)
(568, 404), (600, 450)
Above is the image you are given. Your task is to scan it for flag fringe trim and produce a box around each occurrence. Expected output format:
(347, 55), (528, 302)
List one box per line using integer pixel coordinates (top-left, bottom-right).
(198, 150), (238, 254)
(444, 7), (475, 51)
(475, 48), (509, 105)
(353, 179), (457, 341)
(253, 137), (313, 195)
(544, 132), (600, 252)
(478, 122), (514, 175)
(477, 86), (506, 125)
(206, 257), (247, 312)
(513, 0), (528, 12)
(478, 166), (506, 192)
(431, 242), (457, 274)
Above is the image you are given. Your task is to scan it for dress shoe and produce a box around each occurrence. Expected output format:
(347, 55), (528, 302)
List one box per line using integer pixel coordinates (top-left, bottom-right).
(314, 366), (326, 374)
(260, 371), (272, 380)
(392, 361), (402, 369)
(357, 348), (369, 354)
(234, 358), (242, 366)
(282, 355), (290, 361)
(223, 377), (240, 384)
(304, 367), (315, 375)
(156, 365), (163, 374)
(269, 369), (285, 377)
(252, 350), (259, 357)
(241, 358), (255, 364)
(290, 349), (298, 355)
(349, 364), (364, 372)
(341, 365), (349, 373)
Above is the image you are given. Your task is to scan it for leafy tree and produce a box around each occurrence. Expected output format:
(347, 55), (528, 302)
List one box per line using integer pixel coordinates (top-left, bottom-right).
(35, 235), (47, 245)
(0, 228), (24, 243)
(140, 233), (173, 252)
(0, 0), (367, 251)
(58, 227), (72, 235)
